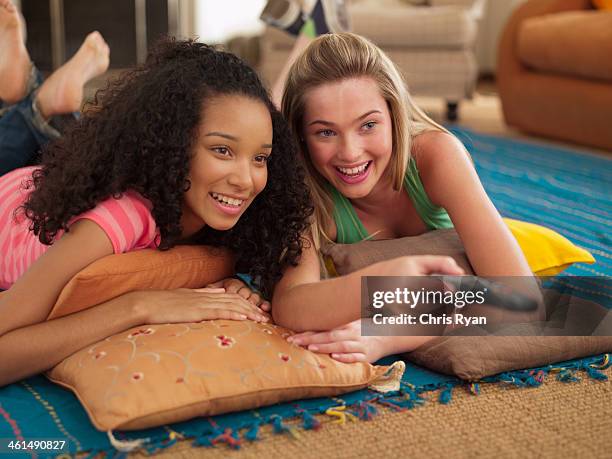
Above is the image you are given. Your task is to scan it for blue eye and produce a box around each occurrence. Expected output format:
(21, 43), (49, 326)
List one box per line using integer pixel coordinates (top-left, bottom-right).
(362, 121), (377, 130)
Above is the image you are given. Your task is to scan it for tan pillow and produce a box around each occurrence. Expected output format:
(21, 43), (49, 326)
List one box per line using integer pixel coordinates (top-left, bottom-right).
(410, 288), (612, 380)
(322, 229), (610, 379)
(47, 245), (235, 320)
(323, 228), (474, 276)
(322, 220), (594, 277)
(47, 320), (404, 431)
(408, 335), (612, 380)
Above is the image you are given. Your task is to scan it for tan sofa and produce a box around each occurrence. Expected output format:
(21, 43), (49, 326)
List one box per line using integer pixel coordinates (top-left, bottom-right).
(257, 0), (485, 121)
(497, 0), (612, 151)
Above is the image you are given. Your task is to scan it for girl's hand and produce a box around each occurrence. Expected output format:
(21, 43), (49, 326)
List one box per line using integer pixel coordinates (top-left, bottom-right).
(287, 320), (385, 364)
(132, 287), (270, 324)
(376, 255), (465, 277)
(207, 277), (271, 312)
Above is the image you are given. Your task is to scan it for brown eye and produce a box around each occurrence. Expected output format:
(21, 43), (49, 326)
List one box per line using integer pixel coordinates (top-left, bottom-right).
(213, 147), (230, 156)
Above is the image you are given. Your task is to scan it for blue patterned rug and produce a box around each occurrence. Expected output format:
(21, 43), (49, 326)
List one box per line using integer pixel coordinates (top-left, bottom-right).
(1, 127), (610, 457)
(452, 128), (610, 278)
(452, 127), (611, 307)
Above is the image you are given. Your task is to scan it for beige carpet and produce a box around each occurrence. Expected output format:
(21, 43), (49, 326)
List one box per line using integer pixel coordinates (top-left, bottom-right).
(132, 365), (611, 459)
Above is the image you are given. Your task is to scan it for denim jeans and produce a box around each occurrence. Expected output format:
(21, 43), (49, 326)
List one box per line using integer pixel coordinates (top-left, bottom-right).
(0, 66), (77, 176)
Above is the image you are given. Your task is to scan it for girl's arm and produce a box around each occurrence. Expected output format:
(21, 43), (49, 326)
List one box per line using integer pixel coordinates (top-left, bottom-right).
(0, 220), (267, 387)
(415, 131), (533, 277)
(272, 238), (464, 332)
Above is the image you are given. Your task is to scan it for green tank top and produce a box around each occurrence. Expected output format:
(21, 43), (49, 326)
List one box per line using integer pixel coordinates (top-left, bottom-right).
(330, 159), (453, 244)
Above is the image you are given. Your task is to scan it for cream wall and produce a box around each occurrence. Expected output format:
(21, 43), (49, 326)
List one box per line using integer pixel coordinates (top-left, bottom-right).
(475, 0), (527, 74)
(195, 0), (266, 43)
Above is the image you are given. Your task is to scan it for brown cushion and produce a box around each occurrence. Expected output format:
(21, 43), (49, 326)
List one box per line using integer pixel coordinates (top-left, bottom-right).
(47, 245), (234, 320)
(518, 11), (612, 82)
(408, 335), (612, 380)
(322, 228), (610, 379)
(323, 228), (475, 276)
(408, 290), (612, 380)
(47, 320), (404, 430)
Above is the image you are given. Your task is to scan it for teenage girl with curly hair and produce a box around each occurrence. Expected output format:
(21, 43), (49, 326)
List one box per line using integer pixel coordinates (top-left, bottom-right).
(0, 13), (313, 386)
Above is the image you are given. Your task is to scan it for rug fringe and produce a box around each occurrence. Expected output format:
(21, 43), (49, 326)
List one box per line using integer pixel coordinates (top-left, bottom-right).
(107, 430), (148, 452)
(368, 360), (406, 393)
(100, 353), (610, 456)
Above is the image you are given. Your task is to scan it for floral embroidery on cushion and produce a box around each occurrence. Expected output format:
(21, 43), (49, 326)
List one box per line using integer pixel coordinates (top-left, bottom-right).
(94, 351), (107, 360)
(279, 353), (291, 362)
(215, 335), (235, 348)
(131, 372), (144, 382)
(319, 364), (327, 369)
(262, 329), (273, 335)
(128, 328), (155, 339)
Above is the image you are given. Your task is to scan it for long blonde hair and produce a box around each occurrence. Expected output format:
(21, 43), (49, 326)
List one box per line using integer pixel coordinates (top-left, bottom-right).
(281, 33), (448, 250)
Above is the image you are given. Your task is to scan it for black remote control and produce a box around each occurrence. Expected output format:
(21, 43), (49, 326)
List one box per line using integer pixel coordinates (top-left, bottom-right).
(437, 275), (539, 311)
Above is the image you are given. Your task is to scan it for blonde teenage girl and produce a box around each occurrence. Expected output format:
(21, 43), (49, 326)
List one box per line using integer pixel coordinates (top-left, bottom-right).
(271, 33), (536, 363)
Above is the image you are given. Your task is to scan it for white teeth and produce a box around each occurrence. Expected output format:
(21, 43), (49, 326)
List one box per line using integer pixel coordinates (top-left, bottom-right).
(211, 192), (244, 207)
(337, 162), (369, 176)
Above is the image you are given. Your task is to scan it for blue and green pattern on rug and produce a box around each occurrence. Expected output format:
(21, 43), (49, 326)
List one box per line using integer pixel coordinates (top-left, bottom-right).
(0, 355), (609, 458)
(1, 128), (610, 457)
(450, 127), (611, 307)
(1, 355), (609, 458)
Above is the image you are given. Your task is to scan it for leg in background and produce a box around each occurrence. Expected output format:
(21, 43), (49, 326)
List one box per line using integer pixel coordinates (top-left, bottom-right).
(35, 31), (109, 119)
(261, 0), (351, 108)
(0, 68), (61, 175)
(0, 0), (31, 104)
(271, 32), (313, 108)
(0, 31), (109, 175)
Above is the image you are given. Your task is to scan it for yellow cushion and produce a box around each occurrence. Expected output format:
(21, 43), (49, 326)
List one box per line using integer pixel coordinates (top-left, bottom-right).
(592, 0), (612, 10)
(47, 320), (403, 431)
(503, 218), (595, 276)
(47, 245), (235, 320)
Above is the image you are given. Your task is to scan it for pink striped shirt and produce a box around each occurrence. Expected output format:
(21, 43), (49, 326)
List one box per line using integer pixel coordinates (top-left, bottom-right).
(0, 167), (159, 289)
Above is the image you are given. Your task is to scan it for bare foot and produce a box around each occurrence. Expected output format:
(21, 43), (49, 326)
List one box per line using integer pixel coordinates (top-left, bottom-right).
(36, 31), (110, 119)
(0, 0), (31, 104)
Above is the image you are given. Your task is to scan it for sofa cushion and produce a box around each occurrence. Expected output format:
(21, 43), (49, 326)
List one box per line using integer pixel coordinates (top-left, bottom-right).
(262, 3), (477, 50)
(351, 5), (477, 48)
(518, 11), (612, 82)
(592, 0), (612, 10)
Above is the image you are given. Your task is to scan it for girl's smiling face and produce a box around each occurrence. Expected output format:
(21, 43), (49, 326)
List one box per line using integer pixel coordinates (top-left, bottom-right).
(181, 94), (273, 237)
(301, 77), (393, 200)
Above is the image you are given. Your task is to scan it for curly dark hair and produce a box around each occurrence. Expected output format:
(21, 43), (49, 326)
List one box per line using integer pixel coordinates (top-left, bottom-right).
(23, 38), (313, 297)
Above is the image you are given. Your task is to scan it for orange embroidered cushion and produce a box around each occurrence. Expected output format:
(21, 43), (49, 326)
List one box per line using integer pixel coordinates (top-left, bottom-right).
(47, 245), (234, 320)
(47, 320), (403, 431)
